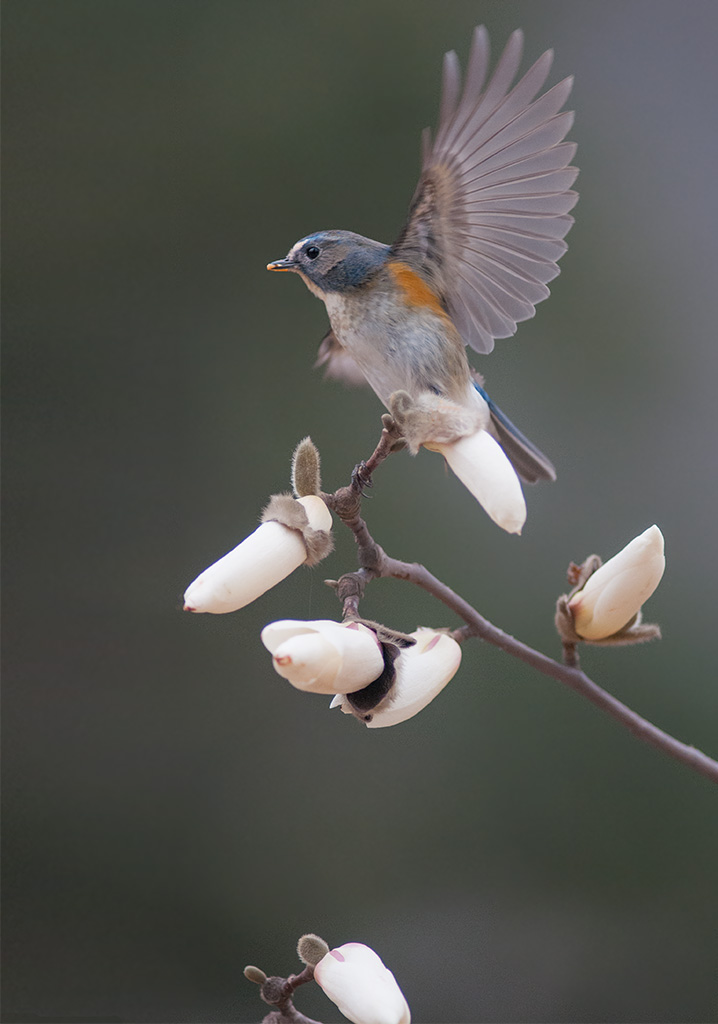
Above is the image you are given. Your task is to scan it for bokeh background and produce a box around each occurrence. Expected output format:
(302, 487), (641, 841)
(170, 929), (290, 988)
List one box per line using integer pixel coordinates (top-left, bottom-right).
(4, 2), (718, 1021)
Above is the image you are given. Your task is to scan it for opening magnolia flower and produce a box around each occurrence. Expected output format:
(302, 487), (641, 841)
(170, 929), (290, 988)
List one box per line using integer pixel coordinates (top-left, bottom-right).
(261, 619), (385, 694)
(183, 495), (331, 614)
(332, 627), (462, 727)
(314, 942), (411, 1024)
(429, 429), (526, 535)
(568, 524), (665, 640)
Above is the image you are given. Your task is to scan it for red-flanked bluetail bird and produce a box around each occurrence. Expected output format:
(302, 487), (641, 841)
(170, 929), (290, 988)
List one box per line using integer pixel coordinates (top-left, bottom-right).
(268, 28), (577, 534)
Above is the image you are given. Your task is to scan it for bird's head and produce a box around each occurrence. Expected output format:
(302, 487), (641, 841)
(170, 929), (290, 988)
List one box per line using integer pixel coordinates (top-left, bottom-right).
(267, 230), (389, 297)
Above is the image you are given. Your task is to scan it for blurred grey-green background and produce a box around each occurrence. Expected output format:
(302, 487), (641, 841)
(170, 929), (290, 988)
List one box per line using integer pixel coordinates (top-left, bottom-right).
(3, 2), (718, 1021)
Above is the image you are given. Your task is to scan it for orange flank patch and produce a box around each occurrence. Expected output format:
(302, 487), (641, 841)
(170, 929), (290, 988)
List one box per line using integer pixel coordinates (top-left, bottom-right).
(387, 261), (446, 316)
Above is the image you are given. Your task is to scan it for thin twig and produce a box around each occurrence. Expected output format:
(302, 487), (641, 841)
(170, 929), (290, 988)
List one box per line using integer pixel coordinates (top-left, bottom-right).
(323, 426), (718, 785)
(384, 556), (718, 784)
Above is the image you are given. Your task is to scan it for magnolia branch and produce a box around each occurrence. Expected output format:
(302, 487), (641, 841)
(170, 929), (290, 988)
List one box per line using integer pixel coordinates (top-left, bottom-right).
(244, 962), (321, 1024)
(321, 419), (718, 785)
(244, 933), (410, 1024)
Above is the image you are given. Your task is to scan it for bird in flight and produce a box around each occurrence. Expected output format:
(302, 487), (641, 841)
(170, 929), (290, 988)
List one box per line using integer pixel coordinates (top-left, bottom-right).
(268, 27), (577, 533)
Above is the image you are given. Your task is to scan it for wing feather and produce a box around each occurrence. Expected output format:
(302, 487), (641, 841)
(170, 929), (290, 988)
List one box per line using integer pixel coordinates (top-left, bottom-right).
(391, 28), (577, 353)
(436, 50), (462, 146)
(454, 264), (517, 337)
(462, 141), (577, 187)
(314, 329), (370, 387)
(447, 51), (554, 157)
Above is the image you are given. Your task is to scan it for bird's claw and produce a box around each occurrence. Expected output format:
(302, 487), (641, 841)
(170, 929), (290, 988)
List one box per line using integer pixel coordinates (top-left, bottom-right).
(351, 461), (373, 496)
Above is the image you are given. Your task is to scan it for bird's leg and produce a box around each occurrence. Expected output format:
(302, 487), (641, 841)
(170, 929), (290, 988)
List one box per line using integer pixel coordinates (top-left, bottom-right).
(350, 416), (405, 495)
(324, 415), (404, 516)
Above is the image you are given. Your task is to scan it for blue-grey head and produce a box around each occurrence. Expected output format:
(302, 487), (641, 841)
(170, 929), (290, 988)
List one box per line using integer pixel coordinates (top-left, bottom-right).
(267, 230), (389, 295)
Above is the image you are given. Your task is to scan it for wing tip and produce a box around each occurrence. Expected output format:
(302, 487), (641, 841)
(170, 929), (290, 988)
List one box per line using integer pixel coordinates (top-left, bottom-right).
(508, 27), (525, 48)
(472, 24), (489, 48)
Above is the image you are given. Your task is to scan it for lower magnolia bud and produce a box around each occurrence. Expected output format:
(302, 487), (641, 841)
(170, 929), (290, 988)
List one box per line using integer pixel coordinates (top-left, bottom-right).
(261, 619), (384, 694)
(331, 627), (462, 727)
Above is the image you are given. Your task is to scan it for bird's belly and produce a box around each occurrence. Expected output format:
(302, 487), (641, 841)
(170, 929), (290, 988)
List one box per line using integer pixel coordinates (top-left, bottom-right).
(339, 328), (412, 406)
(324, 293), (468, 408)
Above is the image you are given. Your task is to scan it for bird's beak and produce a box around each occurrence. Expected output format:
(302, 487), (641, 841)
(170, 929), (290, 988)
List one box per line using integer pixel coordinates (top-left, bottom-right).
(266, 257), (296, 272)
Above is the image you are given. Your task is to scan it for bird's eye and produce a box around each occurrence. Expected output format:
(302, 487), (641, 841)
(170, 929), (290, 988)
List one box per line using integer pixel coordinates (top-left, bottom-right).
(305, 246), (320, 260)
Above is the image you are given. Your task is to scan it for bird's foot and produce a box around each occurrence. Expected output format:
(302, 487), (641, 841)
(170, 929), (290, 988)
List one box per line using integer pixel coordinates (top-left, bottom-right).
(351, 461), (374, 496)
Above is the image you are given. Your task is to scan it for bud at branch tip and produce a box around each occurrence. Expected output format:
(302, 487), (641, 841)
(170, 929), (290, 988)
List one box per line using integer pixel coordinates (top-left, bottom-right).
(557, 525), (665, 645)
(297, 933), (329, 966)
(292, 436), (322, 497)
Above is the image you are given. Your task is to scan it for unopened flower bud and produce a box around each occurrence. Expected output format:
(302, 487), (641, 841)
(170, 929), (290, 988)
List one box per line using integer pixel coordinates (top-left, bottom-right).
(261, 619), (384, 694)
(297, 933), (330, 967)
(332, 628), (461, 727)
(314, 942), (411, 1024)
(184, 495), (331, 614)
(568, 525), (665, 640)
(243, 965), (267, 985)
(431, 430), (526, 535)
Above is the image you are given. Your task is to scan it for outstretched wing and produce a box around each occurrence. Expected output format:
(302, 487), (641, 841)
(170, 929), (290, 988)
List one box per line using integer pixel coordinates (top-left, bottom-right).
(391, 27), (578, 354)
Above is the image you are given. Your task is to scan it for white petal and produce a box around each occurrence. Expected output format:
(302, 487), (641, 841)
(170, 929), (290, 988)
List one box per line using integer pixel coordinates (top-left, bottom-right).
(367, 629), (462, 729)
(330, 693), (355, 714)
(261, 619), (324, 655)
(183, 521), (307, 614)
(183, 496), (330, 614)
(261, 620), (384, 694)
(296, 494), (333, 532)
(271, 632), (342, 691)
(569, 525), (665, 640)
(329, 942), (386, 969)
(335, 622), (386, 692)
(314, 943), (411, 1024)
(434, 430), (526, 534)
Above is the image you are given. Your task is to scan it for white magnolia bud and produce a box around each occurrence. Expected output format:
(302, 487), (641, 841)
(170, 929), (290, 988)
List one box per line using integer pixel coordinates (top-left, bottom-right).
(331, 628), (462, 728)
(568, 525), (665, 640)
(261, 620), (384, 694)
(184, 495), (331, 614)
(431, 430), (526, 535)
(314, 942), (411, 1024)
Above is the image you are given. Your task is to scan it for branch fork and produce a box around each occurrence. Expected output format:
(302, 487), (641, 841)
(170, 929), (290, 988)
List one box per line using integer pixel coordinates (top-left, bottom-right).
(313, 420), (718, 784)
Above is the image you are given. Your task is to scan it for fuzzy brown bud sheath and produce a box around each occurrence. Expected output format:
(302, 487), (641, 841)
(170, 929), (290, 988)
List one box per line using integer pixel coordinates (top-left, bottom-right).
(292, 437), (323, 497)
(297, 933), (330, 967)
